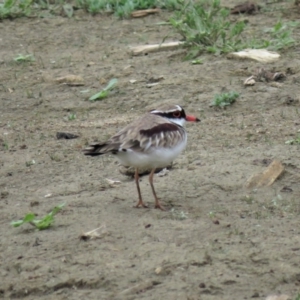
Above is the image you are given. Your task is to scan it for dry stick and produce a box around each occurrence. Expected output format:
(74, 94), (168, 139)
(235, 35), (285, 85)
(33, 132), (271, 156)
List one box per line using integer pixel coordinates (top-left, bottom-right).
(130, 41), (184, 56)
(131, 8), (160, 18)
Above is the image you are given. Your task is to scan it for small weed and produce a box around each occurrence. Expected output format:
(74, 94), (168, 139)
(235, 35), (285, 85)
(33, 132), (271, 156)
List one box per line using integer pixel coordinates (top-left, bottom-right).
(26, 89), (34, 98)
(68, 113), (76, 121)
(2, 141), (9, 150)
(191, 59), (203, 65)
(14, 53), (35, 63)
(264, 21), (299, 51)
(25, 159), (35, 167)
(241, 195), (254, 204)
(208, 211), (215, 218)
(285, 135), (300, 145)
(49, 154), (61, 162)
(211, 91), (239, 108)
(11, 203), (65, 230)
(169, 1), (298, 58)
(170, 208), (188, 220)
(89, 78), (118, 101)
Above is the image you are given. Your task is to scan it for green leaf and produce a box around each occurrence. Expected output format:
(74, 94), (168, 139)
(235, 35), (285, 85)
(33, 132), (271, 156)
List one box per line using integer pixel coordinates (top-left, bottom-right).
(191, 59), (203, 65)
(10, 203), (65, 230)
(89, 90), (108, 101)
(103, 78), (118, 91)
(33, 215), (54, 230)
(11, 220), (25, 227)
(50, 203), (65, 216)
(4, 0), (14, 9)
(11, 213), (36, 227)
(89, 78), (118, 101)
(23, 213), (36, 222)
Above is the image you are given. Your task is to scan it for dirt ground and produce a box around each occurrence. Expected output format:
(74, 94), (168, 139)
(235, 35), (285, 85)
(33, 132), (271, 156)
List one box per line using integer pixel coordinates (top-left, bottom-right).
(1, 1), (300, 299)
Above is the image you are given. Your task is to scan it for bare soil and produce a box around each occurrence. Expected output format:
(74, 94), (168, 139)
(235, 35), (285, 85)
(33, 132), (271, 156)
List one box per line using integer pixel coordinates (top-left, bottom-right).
(1, 2), (300, 299)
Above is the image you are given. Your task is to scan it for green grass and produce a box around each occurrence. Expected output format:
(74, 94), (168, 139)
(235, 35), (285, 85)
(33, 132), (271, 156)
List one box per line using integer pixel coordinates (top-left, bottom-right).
(211, 91), (239, 108)
(191, 59), (203, 65)
(68, 113), (76, 120)
(168, 0), (298, 57)
(11, 203), (65, 230)
(285, 135), (300, 145)
(169, 0), (247, 57)
(0, 0), (33, 19)
(14, 53), (35, 63)
(0, 0), (182, 19)
(76, 0), (182, 18)
(262, 20), (299, 51)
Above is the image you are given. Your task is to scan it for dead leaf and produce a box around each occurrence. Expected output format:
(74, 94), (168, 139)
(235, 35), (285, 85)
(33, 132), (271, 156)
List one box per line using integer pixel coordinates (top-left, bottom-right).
(156, 168), (169, 177)
(80, 224), (108, 241)
(55, 75), (85, 86)
(244, 75), (256, 86)
(129, 79), (137, 84)
(105, 178), (121, 186)
(254, 68), (285, 82)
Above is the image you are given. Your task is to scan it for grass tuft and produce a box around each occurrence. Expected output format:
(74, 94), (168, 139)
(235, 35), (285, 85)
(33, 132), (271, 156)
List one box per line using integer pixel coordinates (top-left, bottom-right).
(76, 0), (182, 18)
(0, 0), (33, 19)
(14, 53), (35, 63)
(169, 0), (247, 57)
(211, 91), (239, 108)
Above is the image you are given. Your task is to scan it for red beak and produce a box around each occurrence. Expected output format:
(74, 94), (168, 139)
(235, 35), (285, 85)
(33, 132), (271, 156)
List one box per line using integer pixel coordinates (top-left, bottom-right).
(186, 115), (200, 122)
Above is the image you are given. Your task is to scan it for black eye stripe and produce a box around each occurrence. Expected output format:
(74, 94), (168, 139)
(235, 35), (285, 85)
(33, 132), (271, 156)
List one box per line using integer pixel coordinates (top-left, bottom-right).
(153, 110), (186, 119)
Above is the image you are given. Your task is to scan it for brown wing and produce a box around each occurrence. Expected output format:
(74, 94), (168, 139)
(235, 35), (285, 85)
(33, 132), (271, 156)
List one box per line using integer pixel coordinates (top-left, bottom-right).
(84, 113), (185, 156)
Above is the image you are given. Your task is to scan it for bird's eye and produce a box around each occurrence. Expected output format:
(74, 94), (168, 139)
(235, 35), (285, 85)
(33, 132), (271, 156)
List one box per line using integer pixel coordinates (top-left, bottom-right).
(173, 111), (181, 118)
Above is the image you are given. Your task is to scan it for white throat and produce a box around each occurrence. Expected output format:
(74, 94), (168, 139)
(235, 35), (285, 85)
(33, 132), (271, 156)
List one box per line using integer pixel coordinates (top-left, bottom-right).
(170, 118), (186, 127)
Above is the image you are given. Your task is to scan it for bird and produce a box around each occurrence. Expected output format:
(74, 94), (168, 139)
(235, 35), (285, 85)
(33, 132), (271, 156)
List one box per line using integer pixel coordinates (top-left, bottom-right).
(83, 104), (200, 210)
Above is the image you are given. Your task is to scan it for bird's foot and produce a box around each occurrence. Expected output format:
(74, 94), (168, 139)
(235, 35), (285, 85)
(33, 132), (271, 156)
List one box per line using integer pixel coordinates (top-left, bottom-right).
(155, 200), (166, 211)
(135, 200), (148, 208)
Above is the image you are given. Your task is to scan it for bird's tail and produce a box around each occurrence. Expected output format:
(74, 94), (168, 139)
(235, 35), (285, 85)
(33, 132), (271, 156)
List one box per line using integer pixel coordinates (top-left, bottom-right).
(83, 143), (119, 156)
(83, 143), (107, 156)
